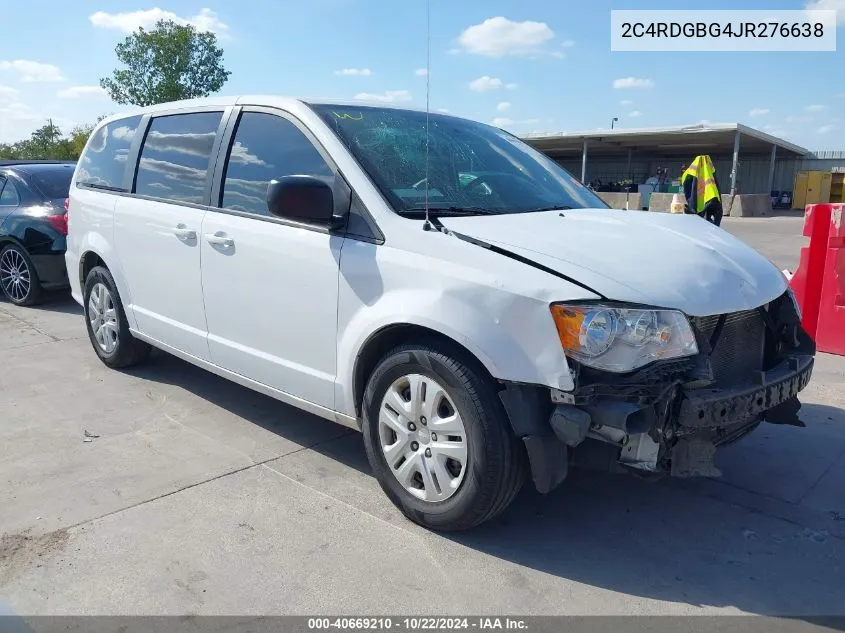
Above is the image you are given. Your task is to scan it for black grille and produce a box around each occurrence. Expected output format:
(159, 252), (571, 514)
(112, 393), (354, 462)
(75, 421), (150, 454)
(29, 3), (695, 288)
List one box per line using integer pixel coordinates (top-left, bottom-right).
(691, 310), (766, 384)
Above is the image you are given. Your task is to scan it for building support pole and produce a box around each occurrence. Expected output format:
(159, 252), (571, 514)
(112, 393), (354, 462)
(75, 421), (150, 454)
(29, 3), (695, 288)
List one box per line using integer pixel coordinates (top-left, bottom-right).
(767, 144), (777, 195)
(626, 148), (632, 180)
(730, 130), (741, 194)
(581, 139), (589, 183)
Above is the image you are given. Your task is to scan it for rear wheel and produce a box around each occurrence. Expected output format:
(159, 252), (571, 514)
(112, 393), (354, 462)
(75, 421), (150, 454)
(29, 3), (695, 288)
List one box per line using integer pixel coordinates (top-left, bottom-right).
(362, 341), (526, 531)
(83, 266), (151, 368)
(0, 244), (42, 306)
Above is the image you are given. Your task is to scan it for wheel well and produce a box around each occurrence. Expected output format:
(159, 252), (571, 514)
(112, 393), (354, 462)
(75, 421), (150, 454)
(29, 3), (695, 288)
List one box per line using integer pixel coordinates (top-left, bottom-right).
(352, 324), (495, 417)
(80, 251), (106, 285)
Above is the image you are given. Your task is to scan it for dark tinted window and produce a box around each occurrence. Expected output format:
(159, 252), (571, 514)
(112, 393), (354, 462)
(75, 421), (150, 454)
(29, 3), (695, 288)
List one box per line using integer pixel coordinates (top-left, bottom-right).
(135, 112), (222, 204)
(77, 116), (142, 190)
(0, 179), (19, 206)
(28, 167), (74, 199)
(221, 112), (333, 216)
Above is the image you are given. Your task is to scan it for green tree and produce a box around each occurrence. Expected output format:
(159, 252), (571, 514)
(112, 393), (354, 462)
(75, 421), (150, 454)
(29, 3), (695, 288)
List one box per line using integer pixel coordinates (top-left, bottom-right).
(100, 19), (230, 106)
(68, 123), (97, 157)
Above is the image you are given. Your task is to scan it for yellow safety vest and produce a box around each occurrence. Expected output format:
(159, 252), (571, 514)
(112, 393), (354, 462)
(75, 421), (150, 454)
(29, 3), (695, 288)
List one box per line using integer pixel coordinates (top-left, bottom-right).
(682, 156), (720, 214)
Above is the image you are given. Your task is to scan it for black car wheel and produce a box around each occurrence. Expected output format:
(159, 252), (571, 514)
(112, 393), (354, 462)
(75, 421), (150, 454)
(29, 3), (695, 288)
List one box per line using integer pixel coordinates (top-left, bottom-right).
(0, 243), (42, 306)
(362, 340), (527, 531)
(83, 265), (151, 368)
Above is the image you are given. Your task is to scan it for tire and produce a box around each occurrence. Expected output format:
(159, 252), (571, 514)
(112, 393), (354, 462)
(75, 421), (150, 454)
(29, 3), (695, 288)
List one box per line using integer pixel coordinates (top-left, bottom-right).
(83, 265), (151, 368)
(0, 243), (43, 306)
(362, 340), (526, 531)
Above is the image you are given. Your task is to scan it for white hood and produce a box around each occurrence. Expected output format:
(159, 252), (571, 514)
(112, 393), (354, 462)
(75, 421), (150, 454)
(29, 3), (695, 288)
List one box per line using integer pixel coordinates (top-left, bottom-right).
(439, 209), (787, 317)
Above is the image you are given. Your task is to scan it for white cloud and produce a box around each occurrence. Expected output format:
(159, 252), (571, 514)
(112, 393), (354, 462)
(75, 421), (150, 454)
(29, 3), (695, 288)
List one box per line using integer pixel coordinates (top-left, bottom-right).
(0, 84), (20, 101)
(749, 108), (771, 117)
(447, 48), (462, 55)
(763, 125), (789, 137)
(334, 68), (372, 76)
(457, 17), (554, 58)
(628, 110), (643, 118)
(353, 90), (411, 103)
(492, 117), (540, 128)
(805, 0), (845, 24)
(436, 108), (450, 113)
(469, 76), (503, 92)
(561, 40), (576, 48)
(818, 124), (838, 134)
(620, 99), (633, 106)
(0, 60), (64, 82)
(415, 68), (429, 76)
(805, 104), (828, 112)
(613, 77), (654, 90)
(497, 101), (512, 112)
(229, 141), (266, 166)
(89, 8), (230, 37)
(506, 83), (518, 90)
(58, 85), (108, 99)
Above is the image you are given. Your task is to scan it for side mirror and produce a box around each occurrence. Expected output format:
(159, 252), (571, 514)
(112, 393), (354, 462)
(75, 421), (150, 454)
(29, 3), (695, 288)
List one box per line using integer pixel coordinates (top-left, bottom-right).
(267, 175), (340, 227)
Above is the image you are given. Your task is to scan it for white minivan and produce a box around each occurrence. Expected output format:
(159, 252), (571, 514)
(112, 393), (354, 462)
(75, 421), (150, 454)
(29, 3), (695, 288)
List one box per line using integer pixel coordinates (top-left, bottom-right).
(66, 97), (815, 530)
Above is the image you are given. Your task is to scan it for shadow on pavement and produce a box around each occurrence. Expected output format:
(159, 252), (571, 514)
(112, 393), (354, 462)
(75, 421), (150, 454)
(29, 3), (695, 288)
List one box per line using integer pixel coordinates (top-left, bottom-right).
(0, 290), (82, 315)
(124, 348), (844, 617)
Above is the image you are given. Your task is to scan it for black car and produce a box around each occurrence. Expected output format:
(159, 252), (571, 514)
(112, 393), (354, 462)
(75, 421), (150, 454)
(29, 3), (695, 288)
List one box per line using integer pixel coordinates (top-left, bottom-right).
(0, 161), (74, 305)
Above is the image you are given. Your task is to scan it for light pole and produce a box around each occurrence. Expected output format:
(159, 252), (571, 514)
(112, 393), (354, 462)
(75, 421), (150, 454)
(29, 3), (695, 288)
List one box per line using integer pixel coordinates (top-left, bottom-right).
(611, 117), (619, 130)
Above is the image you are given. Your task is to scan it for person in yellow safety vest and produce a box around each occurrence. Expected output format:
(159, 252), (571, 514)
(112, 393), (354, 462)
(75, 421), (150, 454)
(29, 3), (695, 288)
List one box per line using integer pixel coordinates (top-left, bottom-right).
(681, 155), (723, 227)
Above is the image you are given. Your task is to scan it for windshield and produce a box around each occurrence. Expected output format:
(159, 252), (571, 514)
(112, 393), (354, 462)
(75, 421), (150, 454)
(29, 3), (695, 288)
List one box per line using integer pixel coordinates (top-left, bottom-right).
(26, 167), (74, 199)
(310, 104), (607, 215)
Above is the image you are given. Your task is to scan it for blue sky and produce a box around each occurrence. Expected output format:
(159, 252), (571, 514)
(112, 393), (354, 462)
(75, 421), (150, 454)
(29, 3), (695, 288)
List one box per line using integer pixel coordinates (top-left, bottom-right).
(1, 0), (843, 149)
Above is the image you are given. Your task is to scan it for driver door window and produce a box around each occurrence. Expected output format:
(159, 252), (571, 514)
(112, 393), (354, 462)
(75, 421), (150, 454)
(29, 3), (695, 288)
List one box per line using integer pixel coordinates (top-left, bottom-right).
(220, 112), (333, 216)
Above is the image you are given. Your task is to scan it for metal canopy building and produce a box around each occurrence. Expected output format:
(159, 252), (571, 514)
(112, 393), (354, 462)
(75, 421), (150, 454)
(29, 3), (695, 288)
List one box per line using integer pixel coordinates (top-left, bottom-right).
(522, 123), (809, 195)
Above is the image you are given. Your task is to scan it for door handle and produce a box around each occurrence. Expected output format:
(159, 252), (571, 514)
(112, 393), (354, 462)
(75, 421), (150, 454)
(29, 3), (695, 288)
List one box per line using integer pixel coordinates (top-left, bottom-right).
(205, 232), (234, 248)
(173, 224), (196, 241)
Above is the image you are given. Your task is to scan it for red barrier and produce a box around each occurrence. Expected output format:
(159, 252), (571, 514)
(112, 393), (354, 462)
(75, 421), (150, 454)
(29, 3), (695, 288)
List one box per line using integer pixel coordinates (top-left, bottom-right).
(814, 205), (845, 355)
(789, 204), (833, 339)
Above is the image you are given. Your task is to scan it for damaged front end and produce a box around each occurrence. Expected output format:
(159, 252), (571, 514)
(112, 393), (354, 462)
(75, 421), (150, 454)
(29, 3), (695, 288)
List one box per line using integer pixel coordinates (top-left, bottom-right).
(500, 290), (815, 493)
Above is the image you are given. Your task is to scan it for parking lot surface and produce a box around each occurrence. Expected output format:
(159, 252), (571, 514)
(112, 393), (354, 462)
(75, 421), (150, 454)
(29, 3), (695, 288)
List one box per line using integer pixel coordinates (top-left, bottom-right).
(1, 214), (844, 616)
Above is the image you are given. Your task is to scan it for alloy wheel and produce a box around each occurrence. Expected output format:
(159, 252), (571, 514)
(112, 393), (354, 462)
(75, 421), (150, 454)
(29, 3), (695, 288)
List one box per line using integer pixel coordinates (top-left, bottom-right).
(378, 373), (468, 502)
(0, 248), (31, 303)
(88, 282), (119, 354)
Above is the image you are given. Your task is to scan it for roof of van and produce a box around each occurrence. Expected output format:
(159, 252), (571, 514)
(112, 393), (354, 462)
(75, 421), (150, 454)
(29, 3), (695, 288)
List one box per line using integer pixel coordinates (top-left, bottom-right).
(96, 95), (439, 124)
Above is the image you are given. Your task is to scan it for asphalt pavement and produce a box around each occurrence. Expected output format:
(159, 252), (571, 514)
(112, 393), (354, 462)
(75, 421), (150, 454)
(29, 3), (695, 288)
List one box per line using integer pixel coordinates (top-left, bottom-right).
(1, 213), (844, 617)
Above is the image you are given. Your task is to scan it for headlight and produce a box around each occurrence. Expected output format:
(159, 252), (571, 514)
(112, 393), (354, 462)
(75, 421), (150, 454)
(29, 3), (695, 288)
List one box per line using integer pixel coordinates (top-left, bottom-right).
(549, 303), (699, 372)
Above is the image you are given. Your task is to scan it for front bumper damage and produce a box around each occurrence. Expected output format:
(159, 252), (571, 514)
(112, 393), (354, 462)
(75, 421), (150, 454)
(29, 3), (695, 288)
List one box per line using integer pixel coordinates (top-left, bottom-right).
(500, 291), (816, 493)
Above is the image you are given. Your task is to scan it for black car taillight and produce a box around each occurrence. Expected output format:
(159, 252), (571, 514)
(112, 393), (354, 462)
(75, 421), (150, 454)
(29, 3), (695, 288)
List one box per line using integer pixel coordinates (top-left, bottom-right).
(48, 213), (68, 236)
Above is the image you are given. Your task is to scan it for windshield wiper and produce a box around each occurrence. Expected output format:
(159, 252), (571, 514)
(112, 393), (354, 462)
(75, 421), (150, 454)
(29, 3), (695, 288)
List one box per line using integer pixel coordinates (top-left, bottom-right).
(520, 205), (574, 213)
(398, 205), (496, 217)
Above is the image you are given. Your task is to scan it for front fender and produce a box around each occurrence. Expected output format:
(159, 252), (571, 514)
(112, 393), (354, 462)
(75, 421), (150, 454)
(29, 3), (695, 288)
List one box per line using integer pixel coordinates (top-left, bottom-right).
(335, 286), (576, 418)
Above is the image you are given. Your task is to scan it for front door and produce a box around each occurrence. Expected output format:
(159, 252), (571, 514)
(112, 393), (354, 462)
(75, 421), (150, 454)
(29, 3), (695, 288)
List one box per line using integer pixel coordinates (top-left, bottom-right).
(200, 110), (344, 410)
(114, 110), (225, 360)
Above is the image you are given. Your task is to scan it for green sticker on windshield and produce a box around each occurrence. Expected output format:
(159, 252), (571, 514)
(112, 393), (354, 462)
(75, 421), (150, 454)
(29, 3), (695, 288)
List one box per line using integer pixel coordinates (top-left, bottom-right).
(332, 111), (363, 121)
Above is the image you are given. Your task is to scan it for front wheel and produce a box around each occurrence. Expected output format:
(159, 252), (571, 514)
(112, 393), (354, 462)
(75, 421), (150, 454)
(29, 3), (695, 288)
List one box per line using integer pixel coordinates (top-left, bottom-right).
(362, 341), (526, 531)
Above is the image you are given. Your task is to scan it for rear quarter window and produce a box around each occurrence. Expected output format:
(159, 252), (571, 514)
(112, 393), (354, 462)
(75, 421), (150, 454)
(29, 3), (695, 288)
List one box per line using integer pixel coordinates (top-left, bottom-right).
(29, 168), (74, 199)
(76, 115), (143, 191)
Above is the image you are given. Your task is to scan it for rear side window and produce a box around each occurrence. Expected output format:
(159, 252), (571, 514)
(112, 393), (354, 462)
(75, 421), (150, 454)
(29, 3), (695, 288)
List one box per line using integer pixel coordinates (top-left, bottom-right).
(220, 112), (333, 216)
(76, 116), (142, 191)
(134, 111), (223, 205)
(29, 168), (74, 199)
